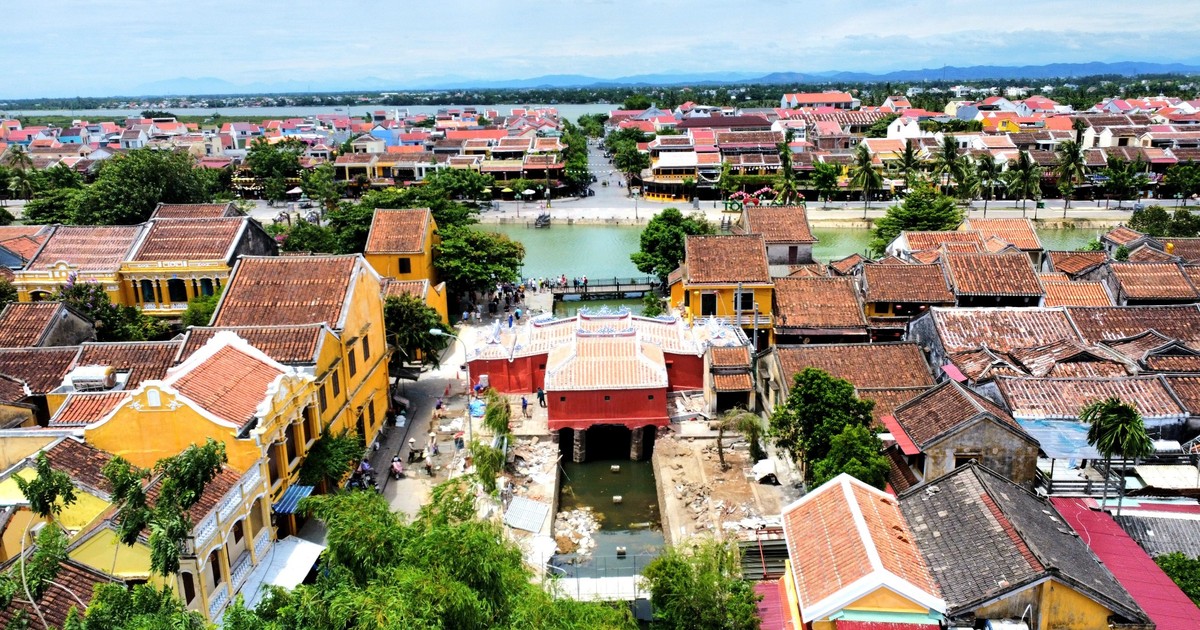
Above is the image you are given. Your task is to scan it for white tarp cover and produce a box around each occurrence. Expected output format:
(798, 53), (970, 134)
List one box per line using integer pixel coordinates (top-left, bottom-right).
(242, 536), (326, 609)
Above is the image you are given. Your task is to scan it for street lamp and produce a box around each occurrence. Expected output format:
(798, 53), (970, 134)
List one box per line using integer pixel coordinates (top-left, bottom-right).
(430, 328), (471, 443)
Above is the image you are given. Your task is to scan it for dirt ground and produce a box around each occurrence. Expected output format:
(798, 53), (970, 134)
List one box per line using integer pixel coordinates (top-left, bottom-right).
(652, 430), (785, 546)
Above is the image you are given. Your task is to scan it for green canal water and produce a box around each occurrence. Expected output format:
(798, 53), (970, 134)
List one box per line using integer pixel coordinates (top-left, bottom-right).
(485, 223), (1099, 279)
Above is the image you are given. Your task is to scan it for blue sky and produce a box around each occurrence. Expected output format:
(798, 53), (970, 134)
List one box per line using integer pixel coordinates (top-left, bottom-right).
(3, 0), (1199, 98)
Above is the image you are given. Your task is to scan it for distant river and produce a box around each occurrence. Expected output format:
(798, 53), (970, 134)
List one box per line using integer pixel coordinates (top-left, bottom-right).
(485, 224), (1100, 279)
(0, 103), (614, 120)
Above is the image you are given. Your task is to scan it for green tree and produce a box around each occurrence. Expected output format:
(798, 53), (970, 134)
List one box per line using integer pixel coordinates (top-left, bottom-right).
(1155, 552), (1200, 605)
(849, 143), (883, 213)
(641, 292), (665, 317)
(977, 153), (1002, 217)
(895, 139), (923, 190)
(769, 367), (874, 481)
(384, 294), (448, 366)
(810, 161), (839, 207)
(1082, 397), (1153, 516)
(140, 110), (177, 119)
(716, 410), (764, 471)
(954, 161), (981, 205)
(55, 280), (168, 342)
(424, 168), (496, 201)
(642, 538), (761, 630)
(22, 187), (83, 224)
(0, 278), (16, 305)
(1128, 205), (1172, 236)
(0, 525), (70, 628)
(297, 429), (364, 489)
(282, 219), (340, 253)
(15, 452), (78, 522)
(865, 113), (899, 138)
(1102, 157), (1148, 207)
(810, 424), (890, 489)
(72, 149), (218, 225)
(180, 286), (222, 328)
(614, 145), (651, 190)
(869, 182), (963, 254)
(630, 207), (714, 281)
(5, 144), (34, 172)
(301, 163), (344, 215)
(65, 582), (206, 630)
(247, 138), (303, 181)
(470, 439), (506, 494)
(1004, 150), (1043, 213)
(433, 225), (525, 295)
(931, 135), (963, 195)
(1114, 245), (1130, 261)
(622, 94), (652, 110)
(481, 389), (513, 437)
(1054, 139), (1087, 214)
(1163, 162), (1200, 201)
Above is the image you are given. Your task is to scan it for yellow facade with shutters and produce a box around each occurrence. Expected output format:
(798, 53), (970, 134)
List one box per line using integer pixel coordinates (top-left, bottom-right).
(670, 281), (774, 345)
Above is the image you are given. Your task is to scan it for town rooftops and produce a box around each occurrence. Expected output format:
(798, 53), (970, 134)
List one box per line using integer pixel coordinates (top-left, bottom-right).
(675, 114), (771, 130)
(943, 251), (1044, 298)
(862, 263), (954, 304)
(963, 218), (1042, 251)
(1103, 226), (1148, 247)
(741, 206), (816, 244)
(899, 464), (1147, 625)
(773, 277), (866, 331)
(27, 224), (145, 272)
(543, 331), (667, 391)
(1065, 305), (1200, 346)
(0, 347), (80, 394)
(996, 375), (1186, 421)
(40, 437), (116, 495)
(683, 234), (771, 285)
(1046, 250), (1108, 276)
(0, 302), (82, 348)
(148, 202), (239, 219)
(1039, 279), (1113, 307)
(901, 230), (985, 252)
(364, 208), (433, 254)
(48, 391), (128, 427)
(69, 340), (183, 389)
(129, 217), (248, 262)
(213, 255), (365, 328)
(168, 335), (287, 430)
(179, 324), (327, 365)
(0, 558), (117, 629)
(1164, 376), (1200, 415)
(926, 307), (1081, 353)
(781, 474), (943, 623)
(887, 380), (1024, 451)
(1109, 262), (1200, 301)
(775, 343), (934, 389)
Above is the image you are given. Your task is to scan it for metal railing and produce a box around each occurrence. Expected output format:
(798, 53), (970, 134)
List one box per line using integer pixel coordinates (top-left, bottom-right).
(1035, 465), (1122, 497)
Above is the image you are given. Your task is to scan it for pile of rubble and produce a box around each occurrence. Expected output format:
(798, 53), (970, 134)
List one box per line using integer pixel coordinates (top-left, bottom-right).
(509, 439), (559, 496)
(670, 479), (766, 532)
(553, 507), (601, 558)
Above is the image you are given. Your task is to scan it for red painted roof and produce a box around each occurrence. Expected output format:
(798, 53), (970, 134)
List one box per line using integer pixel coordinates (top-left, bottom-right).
(881, 415), (920, 455)
(754, 579), (795, 630)
(1051, 498), (1200, 630)
(834, 623), (937, 630)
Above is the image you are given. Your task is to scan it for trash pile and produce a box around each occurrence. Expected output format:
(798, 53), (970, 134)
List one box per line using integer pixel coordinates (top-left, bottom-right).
(510, 439), (559, 493)
(554, 507), (601, 558)
(671, 479), (767, 532)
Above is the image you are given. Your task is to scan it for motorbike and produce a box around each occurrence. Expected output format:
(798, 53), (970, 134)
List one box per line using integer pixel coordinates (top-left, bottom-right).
(390, 457), (405, 480)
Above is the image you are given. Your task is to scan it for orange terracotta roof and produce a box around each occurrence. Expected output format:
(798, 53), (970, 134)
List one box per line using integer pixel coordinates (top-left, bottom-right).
(0, 234), (46, 260)
(997, 375), (1185, 420)
(893, 380), (1021, 447)
(131, 217), (246, 261)
(710, 346), (751, 367)
(0, 560), (117, 629)
(684, 235), (770, 285)
(381, 278), (429, 300)
(1164, 376), (1200, 414)
(179, 325), (324, 365)
(172, 345), (284, 429)
(213, 255), (358, 327)
(858, 386), (930, 424)
(49, 391), (127, 427)
(776, 343), (934, 389)
(144, 465), (243, 526)
(28, 225), (143, 272)
(1145, 355), (1200, 372)
(364, 208), (431, 253)
(1040, 280), (1112, 307)
(1163, 238), (1200, 263)
(149, 202), (238, 219)
(774, 276), (866, 330)
(943, 251), (1043, 297)
(1104, 226), (1147, 246)
(742, 206), (816, 244)
(0, 346), (80, 393)
(72, 340), (183, 387)
(863, 263), (954, 304)
(1067, 305), (1200, 346)
(903, 230), (985, 251)
(0, 302), (68, 348)
(1110, 262), (1199, 300)
(929, 307), (1081, 353)
(1126, 245), (1176, 263)
(544, 333), (667, 391)
(1047, 250), (1109, 275)
(828, 253), (865, 275)
(713, 372), (753, 391)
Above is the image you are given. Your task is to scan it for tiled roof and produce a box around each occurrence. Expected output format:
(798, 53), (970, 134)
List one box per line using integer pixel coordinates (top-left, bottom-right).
(774, 277), (866, 330)
(1162, 237), (1200, 263)
(775, 343), (934, 389)
(1066, 305), (1200, 346)
(892, 381), (1022, 448)
(1104, 226), (1147, 246)
(828, 253), (864, 275)
(858, 386), (930, 424)
(364, 208), (432, 253)
(381, 278), (429, 299)
(0, 302), (65, 347)
(710, 346), (750, 367)
(1099, 329), (1180, 363)
(1127, 245), (1177, 263)
(902, 230), (985, 251)
(145, 465), (243, 526)
(172, 345), (284, 429)
(863, 263), (954, 304)
(1039, 280), (1112, 307)
(179, 325), (324, 365)
(213, 255), (358, 327)
(131, 217), (245, 261)
(928, 307), (1081, 353)
(1117, 512), (1200, 557)
(943, 251), (1044, 297)
(741, 206), (816, 244)
(1110, 262), (1199, 300)
(713, 373), (753, 391)
(1007, 338), (1125, 378)
(149, 202), (238, 219)
(0, 347), (80, 393)
(43, 437), (116, 493)
(0, 234), (47, 260)
(684, 235), (770, 284)
(1164, 376), (1200, 415)
(784, 264), (827, 277)
(0, 559), (117, 629)
(947, 347), (1023, 381)
(1145, 355), (1200, 372)
(49, 391), (127, 427)
(782, 475), (941, 622)
(28, 225), (144, 271)
(0, 374), (28, 404)
(964, 218), (1042, 251)
(885, 447), (920, 493)
(544, 333), (667, 391)
(900, 465), (1145, 624)
(996, 375), (1186, 420)
(1047, 250), (1108, 276)
(72, 340), (182, 387)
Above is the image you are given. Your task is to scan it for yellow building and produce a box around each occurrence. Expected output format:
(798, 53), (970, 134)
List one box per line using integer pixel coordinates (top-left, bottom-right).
(13, 224), (145, 303)
(383, 278), (450, 324)
(363, 208), (439, 283)
(669, 234), (774, 349)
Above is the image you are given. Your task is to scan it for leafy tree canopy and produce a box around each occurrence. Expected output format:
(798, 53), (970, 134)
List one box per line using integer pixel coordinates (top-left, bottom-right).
(297, 429), (364, 488)
(642, 538), (761, 630)
(180, 287), (222, 328)
(1156, 552), (1200, 605)
(433, 225), (525, 295)
(384, 294), (448, 366)
(282, 219), (340, 254)
(869, 182), (963, 254)
(810, 424), (890, 489)
(63, 582), (206, 630)
(1128, 205), (1200, 238)
(622, 93), (652, 111)
(769, 367), (874, 480)
(71, 149), (219, 225)
(865, 113), (899, 138)
(56, 280), (168, 342)
(630, 207), (714, 280)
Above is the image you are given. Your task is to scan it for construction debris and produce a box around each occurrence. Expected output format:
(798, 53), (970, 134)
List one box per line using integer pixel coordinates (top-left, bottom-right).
(553, 507), (601, 558)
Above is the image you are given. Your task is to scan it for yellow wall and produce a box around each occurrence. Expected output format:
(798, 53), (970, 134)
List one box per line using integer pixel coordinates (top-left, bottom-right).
(119, 260), (232, 316)
(69, 527), (164, 584)
(429, 281), (450, 324)
(14, 266), (123, 304)
(363, 213), (439, 283)
(0, 469), (106, 532)
(0, 435), (57, 470)
(0, 508), (38, 562)
(846, 587), (931, 614)
(973, 579), (1117, 630)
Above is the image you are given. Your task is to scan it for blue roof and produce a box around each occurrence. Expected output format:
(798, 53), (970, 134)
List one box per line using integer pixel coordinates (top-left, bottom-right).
(272, 485), (315, 514)
(1017, 419), (1102, 460)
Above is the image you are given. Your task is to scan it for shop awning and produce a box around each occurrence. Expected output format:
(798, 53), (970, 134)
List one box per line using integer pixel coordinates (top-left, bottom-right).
(240, 536), (326, 609)
(1017, 419), (1102, 460)
(272, 485), (315, 514)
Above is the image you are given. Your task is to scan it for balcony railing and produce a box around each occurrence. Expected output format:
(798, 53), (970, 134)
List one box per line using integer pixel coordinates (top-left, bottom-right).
(253, 528), (271, 559)
(194, 516), (217, 548)
(231, 550), (253, 589)
(207, 586), (230, 619)
(1035, 466), (1122, 497)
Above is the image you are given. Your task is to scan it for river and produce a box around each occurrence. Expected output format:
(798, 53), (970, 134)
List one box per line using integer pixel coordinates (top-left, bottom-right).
(486, 223), (1101, 280)
(0, 103), (615, 120)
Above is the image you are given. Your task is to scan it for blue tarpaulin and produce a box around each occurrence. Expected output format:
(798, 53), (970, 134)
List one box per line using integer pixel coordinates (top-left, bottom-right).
(469, 399), (486, 418)
(272, 485), (315, 514)
(1017, 419), (1102, 460)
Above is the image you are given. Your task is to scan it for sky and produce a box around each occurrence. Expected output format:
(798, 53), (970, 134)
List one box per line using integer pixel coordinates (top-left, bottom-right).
(3, 0), (1200, 99)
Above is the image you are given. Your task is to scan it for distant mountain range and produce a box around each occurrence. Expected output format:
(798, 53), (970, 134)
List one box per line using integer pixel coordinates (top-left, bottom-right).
(130, 61), (1200, 97)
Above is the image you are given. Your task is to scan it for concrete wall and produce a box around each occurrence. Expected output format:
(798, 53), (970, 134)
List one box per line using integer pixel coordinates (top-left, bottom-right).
(43, 307), (95, 346)
(765, 243), (813, 265)
(923, 418), (1039, 487)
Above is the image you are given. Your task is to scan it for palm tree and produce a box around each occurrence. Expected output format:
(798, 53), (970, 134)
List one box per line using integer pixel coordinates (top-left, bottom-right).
(6, 145), (33, 172)
(7, 168), (34, 200)
(931, 135), (962, 195)
(774, 135), (801, 205)
(1082, 397), (1153, 516)
(896, 139), (923, 191)
(976, 153), (1002, 217)
(1054, 139), (1087, 215)
(850, 143), (883, 217)
(1005, 150), (1042, 216)
(955, 159), (981, 207)
(715, 409), (764, 471)
(810, 161), (839, 208)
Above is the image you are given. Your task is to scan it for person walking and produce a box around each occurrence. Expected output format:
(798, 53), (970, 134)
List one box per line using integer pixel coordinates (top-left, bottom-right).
(508, 313), (514, 328)
(521, 396), (530, 418)
(536, 387), (546, 408)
